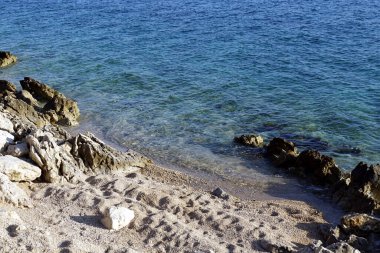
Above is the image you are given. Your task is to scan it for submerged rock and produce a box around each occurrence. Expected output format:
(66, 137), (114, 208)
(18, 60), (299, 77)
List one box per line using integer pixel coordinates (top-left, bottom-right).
(0, 155), (41, 182)
(296, 150), (342, 185)
(266, 137), (298, 167)
(0, 51), (17, 68)
(101, 206), (135, 230)
(234, 134), (264, 147)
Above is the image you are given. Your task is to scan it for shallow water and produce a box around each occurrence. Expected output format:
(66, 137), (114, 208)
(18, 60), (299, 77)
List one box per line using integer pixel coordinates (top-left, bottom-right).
(1, 0), (379, 182)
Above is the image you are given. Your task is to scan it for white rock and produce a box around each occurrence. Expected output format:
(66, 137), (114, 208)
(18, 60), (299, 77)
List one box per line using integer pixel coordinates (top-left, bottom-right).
(0, 173), (32, 207)
(0, 130), (14, 152)
(101, 206), (135, 230)
(0, 113), (14, 133)
(6, 142), (29, 157)
(0, 155), (41, 182)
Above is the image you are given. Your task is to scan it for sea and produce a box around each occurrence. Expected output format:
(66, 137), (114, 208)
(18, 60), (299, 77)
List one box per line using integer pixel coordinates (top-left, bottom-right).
(1, 0), (379, 194)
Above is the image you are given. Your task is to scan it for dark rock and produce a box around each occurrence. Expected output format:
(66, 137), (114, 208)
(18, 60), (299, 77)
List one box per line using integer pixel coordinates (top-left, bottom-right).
(296, 150), (342, 185)
(211, 187), (229, 200)
(0, 80), (17, 94)
(318, 224), (343, 245)
(234, 134), (264, 147)
(334, 146), (361, 155)
(0, 51), (17, 68)
(266, 138), (298, 167)
(350, 162), (380, 189)
(347, 234), (369, 252)
(20, 77), (57, 101)
(341, 213), (380, 235)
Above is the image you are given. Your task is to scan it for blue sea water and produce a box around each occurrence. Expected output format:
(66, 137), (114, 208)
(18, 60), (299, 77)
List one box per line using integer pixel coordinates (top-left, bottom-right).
(1, 0), (379, 180)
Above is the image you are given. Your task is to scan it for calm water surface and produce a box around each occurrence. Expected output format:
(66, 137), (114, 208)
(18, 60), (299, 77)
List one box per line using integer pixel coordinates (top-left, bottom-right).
(1, 0), (379, 184)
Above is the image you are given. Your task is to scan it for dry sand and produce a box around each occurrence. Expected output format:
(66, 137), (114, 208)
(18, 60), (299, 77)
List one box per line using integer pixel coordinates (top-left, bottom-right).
(0, 162), (330, 253)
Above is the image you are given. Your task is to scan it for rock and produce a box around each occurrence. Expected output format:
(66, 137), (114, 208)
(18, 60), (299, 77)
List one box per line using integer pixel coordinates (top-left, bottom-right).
(0, 80), (17, 94)
(211, 187), (229, 200)
(258, 238), (293, 252)
(266, 138), (298, 167)
(318, 224), (342, 245)
(326, 242), (360, 253)
(234, 134), (264, 147)
(332, 162), (380, 213)
(0, 173), (32, 207)
(341, 213), (380, 234)
(25, 128), (82, 183)
(0, 51), (17, 68)
(101, 206), (135, 230)
(0, 155), (41, 182)
(296, 150), (342, 185)
(6, 142), (29, 157)
(0, 130), (14, 152)
(18, 89), (39, 107)
(347, 234), (369, 252)
(43, 93), (80, 126)
(69, 133), (150, 174)
(20, 77), (57, 101)
(0, 112), (14, 133)
(7, 224), (27, 237)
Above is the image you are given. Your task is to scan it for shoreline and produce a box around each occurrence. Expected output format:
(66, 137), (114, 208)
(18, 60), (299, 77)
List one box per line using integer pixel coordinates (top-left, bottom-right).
(0, 76), (377, 252)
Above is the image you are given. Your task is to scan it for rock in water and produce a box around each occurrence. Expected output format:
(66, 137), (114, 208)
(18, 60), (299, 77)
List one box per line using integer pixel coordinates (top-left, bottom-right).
(101, 206), (135, 230)
(0, 51), (17, 68)
(0, 130), (14, 152)
(43, 93), (80, 126)
(266, 138), (298, 167)
(234, 134), (264, 147)
(0, 173), (32, 207)
(296, 150), (342, 185)
(0, 155), (41, 182)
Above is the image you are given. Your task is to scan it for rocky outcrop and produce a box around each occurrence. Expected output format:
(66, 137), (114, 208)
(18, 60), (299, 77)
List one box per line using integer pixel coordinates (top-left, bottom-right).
(234, 134), (264, 147)
(0, 155), (41, 182)
(341, 213), (380, 235)
(332, 162), (380, 214)
(69, 133), (150, 174)
(1, 78), (80, 126)
(0, 173), (32, 207)
(266, 137), (298, 167)
(296, 150), (342, 186)
(0, 51), (17, 68)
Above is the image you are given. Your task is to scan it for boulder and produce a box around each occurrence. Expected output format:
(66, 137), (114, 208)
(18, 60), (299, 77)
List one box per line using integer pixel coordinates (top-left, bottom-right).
(101, 206), (135, 230)
(332, 162), (380, 213)
(6, 142), (29, 157)
(20, 77), (57, 101)
(0, 130), (14, 152)
(69, 133), (150, 174)
(25, 128), (82, 183)
(0, 112), (14, 133)
(0, 173), (32, 207)
(296, 150), (342, 185)
(341, 213), (380, 235)
(0, 51), (17, 68)
(234, 134), (264, 147)
(0, 80), (17, 94)
(0, 155), (41, 182)
(266, 138), (298, 167)
(43, 93), (80, 126)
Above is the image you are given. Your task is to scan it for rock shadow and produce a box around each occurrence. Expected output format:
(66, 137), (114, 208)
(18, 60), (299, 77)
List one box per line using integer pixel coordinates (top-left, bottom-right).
(70, 215), (104, 229)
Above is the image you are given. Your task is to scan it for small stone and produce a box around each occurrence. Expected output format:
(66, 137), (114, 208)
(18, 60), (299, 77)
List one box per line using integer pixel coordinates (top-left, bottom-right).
(0, 130), (14, 152)
(0, 155), (41, 182)
(211, 187), (229, 200)
(101, 206), (135, 230)
(7, 224), (27, 237)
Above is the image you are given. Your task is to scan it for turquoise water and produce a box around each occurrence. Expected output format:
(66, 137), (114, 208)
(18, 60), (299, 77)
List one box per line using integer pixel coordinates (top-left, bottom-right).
(1, 0), (379, 178)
